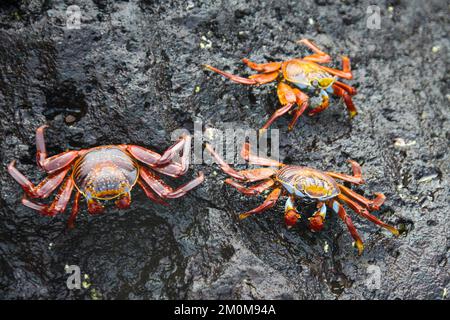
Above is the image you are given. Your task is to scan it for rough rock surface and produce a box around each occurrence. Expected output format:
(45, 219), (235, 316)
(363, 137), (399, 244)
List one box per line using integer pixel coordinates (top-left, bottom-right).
(0, 0), (448, 299)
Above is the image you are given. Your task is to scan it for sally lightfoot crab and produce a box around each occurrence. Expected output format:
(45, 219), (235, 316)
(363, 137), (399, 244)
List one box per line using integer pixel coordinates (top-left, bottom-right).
(204, 39), (357, 132)
(7, 125), (204, 228)
(206, 143), (398, 254)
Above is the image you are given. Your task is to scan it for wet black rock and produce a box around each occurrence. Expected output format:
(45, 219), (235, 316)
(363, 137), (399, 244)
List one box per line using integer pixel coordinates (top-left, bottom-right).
(0, 0), (449, 299)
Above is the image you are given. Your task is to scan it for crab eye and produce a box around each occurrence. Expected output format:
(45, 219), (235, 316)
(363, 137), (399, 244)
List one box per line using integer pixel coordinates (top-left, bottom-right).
(318, 78), (334, 88)
(311, 79), (319, 87)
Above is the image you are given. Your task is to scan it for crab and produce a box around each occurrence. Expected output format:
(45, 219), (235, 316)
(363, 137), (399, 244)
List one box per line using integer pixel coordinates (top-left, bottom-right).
(205, 142), (398, 254)
(7, 125), (204, 228)
(204, 39), (357, 132)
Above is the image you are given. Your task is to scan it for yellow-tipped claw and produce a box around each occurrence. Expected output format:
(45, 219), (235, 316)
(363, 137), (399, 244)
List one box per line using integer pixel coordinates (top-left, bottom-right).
(349, 110), (358, 119)
(355, 240), (365, 255)
(388, 226), (400, 236)
(258, 128), (267, 136)
(239, 212), (251, 220)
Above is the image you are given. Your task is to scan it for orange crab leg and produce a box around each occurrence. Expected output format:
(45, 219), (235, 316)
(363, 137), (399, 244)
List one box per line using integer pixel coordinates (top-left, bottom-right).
(239, 187), (282, 220)
(240, 142), (284, 167)
(334, 81), (356, 95)
(67, 191), (81, 229)
(326, 160), (364, 185)
(261, 103), (295, 131)
(204, 64), (278, 85)
(127, 137), (191, 178)
(328, 199), (364, 255)
(7, 161), (71, 199)
(205, 143), (279, 181)
(140, 167), (204, 199)
(205, 143), (248, 180)
(21, 177), (75, 217)
(260, 82), (306, 132)
(225, 178), (275, 196)
(337, 193), (398, 236)
(35, 125), (79, 173)
(319, 56), (353, 79)
(137, 179), (168, 205)
(233, 168), (278, 182)
(337, 183), (385, 211)
(297, 39), (332, 64)
(287, 90), (309, 131)
(154, 135), (191, 167)
(241, 59), (282, 73)
(333, 84), (358, 118)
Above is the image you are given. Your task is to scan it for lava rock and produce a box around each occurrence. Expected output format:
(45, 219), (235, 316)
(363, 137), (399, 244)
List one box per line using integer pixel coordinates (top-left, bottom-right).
(0, 0), (448, 299)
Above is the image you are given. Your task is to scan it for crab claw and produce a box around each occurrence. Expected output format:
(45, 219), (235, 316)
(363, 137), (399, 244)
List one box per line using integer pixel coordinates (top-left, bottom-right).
(115, 193), (131, 209)
(308, 215), (324, 232)
(87, 198), (104, 215)
(284, 209), (300, 228)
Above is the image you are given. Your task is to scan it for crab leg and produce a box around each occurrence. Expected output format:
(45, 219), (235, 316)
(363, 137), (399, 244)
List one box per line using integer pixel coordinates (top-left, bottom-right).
(297, 39), (332, 64)
(337, 183), (385, 211)
(204, 64), (278, 85)
(328, 199), (364, 255)
(205, 143), (247, 180)
(240, 142), (284, 167)
(332, 84), (358, 118)
(242, 59), (282, 73)
(35, 125), (79, 174)
(137, 178), (168, 205)
(261, 82), (310, 132)
(21, 177), (75, 217)
(225, 178), (275, 196)
(8, 161), (71, 199)
(318, 56), (353, 80)
(140, 167), (204, 199)
(333, 81), (356, 95)
(128, 139), (191, 178)
(154, 135), (191, 167)
(205, 143), (278, 181)
(288, 94), (309, 131)
(239, 187), (282, 220)
(326, 160), (364, 185)
(67, 191), (81, 229)
(261, 103), (295, 132)
(337, 193), (398, 236)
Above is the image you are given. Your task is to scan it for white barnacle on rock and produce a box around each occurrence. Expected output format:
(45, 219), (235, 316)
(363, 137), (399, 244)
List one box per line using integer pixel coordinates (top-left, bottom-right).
(200, 36), (212, 49)
(323, 242), (329, 253)
(432, 46), (440, 53)
(394, 138), (416, 149)
(418, 174), (438, 183)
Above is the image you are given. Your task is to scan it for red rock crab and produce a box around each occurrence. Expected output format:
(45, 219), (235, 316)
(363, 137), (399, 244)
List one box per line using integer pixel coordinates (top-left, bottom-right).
(8, 125), (204, 228)
(206, 142), (398, 254)
(204, 39), (357, 132)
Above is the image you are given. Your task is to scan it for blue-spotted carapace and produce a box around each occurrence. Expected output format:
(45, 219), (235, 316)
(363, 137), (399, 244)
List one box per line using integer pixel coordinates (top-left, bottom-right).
(206, 143), (398, 255)
(7, 125), (204, 228)
(204, 39), (357, 132)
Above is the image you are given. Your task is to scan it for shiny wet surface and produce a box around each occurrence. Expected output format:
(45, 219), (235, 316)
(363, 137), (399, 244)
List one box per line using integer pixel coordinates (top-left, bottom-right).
(0, 0), (448, 299)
